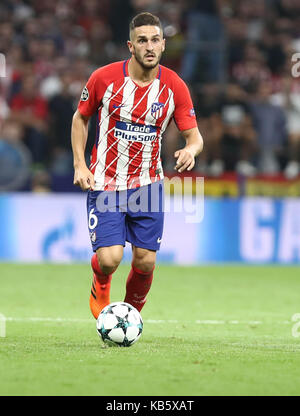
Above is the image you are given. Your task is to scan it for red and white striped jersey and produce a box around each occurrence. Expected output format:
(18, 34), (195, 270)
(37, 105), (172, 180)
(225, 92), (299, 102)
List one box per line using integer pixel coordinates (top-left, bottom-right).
(78, 59), (197, 191)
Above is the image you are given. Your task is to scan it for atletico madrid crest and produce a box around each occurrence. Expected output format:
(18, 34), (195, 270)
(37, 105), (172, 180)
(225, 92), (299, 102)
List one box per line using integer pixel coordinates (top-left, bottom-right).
(151, 102), (164, 119)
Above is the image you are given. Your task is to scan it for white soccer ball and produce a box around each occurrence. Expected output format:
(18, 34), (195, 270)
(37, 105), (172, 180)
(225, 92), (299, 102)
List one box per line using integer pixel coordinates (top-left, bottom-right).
(96, 302), (143, 347)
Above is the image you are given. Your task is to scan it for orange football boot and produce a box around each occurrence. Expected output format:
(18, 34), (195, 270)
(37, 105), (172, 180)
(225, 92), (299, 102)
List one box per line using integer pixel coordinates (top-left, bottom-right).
(89, 274), (111, 319)
(89, 254), (112, 319)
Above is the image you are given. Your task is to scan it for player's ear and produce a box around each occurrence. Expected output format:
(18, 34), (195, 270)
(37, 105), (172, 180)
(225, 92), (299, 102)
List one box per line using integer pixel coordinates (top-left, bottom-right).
(127, 40), (133, 54)
(162, 38), (166, 52)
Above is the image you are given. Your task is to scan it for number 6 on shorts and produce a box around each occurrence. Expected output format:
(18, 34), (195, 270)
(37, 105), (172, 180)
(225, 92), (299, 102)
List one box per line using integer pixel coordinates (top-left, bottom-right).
(88, 208), (98, 230)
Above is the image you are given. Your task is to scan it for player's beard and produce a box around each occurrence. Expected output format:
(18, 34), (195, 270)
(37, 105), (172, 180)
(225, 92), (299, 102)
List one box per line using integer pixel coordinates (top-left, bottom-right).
(133, 46), (162, 70)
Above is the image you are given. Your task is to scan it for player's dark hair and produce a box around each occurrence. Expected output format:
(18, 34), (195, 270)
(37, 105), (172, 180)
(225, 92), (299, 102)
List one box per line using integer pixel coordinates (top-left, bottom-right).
(129, 12), (163, 37)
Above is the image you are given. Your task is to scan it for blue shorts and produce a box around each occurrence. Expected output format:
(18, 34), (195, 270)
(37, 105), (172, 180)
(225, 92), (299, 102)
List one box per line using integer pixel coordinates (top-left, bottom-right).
(87, 180), (164, 252)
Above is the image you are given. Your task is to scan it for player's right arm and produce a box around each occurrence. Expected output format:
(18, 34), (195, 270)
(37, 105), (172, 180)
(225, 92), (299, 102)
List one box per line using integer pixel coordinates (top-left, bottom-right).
(71, 68), (106, 191)
(71, 109), (95, 191)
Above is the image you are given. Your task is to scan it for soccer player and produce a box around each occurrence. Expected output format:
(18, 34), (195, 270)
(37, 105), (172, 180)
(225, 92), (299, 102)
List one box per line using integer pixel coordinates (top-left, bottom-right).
(71, 12), (203, 319)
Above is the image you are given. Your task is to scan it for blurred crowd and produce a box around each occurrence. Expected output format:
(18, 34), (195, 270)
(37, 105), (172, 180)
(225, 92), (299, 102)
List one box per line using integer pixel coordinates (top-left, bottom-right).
(0, 0), (300, 191)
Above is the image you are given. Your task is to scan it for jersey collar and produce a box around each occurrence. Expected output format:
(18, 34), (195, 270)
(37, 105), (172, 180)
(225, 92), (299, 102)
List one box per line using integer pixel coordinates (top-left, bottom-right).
(123, 59), (161, 80)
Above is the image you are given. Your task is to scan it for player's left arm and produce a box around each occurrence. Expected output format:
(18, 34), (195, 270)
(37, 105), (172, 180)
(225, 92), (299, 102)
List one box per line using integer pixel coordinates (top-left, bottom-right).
(174, 127), (204, 173)
(172, 74), (204, 173)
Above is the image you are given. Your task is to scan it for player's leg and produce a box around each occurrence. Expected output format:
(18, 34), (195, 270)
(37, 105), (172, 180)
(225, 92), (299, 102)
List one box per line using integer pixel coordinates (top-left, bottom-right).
(87, 190), (126, 318)
(124, 246), (156, 312)
(90, 245), (123, 319)
(124, 180), (164, 312)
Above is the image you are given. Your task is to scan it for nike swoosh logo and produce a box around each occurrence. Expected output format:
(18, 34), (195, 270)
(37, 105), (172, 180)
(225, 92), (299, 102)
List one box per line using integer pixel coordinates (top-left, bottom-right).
(112, 104), (125, 109)
(157, 237), (162, 243)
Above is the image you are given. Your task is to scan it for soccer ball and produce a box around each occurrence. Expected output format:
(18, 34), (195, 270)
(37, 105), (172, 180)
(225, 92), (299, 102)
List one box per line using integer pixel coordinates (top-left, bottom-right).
(96, 302), (143, 347)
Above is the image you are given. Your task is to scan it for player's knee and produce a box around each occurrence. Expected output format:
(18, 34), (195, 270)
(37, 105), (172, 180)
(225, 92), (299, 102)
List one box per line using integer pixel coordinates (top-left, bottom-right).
(98, 257), (120, 275)
(135, 261), (155, 273)
(97, 249), (122, 275)
(132, 251), (156, 273)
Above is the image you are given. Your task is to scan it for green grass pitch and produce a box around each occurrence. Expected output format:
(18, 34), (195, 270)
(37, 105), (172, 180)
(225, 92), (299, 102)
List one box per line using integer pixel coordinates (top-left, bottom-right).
(0, 263), (300, 396)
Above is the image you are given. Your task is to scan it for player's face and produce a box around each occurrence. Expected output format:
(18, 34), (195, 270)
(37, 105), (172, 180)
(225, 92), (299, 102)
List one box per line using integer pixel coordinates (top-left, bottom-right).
(128, 25), (165, 70)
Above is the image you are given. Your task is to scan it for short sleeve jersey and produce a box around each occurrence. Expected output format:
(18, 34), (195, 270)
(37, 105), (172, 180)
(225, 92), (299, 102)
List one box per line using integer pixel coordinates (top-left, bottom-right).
(78, 59), (197, 191)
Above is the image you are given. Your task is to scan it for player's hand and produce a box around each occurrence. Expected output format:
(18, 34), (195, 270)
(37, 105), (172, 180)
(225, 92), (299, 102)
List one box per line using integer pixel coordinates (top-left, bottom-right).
(73, 165), (95, 191)
(174, 148), (195, 173)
